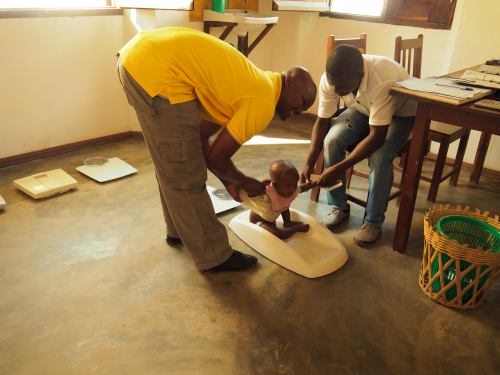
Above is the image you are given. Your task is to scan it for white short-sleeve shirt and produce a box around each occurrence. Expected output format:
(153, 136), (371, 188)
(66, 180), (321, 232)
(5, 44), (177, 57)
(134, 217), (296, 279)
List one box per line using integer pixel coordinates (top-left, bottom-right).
(318, 55), (417, 125)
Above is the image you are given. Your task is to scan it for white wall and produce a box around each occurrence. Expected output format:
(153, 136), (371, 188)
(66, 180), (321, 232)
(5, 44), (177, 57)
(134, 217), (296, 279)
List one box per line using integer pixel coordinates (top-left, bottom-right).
(444, 0), (500, 171)
(0, 15), (128, 159)
(0, 8), (275, 158)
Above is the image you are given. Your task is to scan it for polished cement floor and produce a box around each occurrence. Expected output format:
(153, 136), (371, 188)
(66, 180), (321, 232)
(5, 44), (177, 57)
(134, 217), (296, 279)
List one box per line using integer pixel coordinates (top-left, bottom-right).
(1, 118), (499, 374)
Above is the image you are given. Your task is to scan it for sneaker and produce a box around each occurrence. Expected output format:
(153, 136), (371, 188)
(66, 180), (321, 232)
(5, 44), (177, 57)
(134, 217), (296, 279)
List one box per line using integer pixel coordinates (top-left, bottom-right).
(354, 224), (381, 246)
(166, 235), (182, 247)
(205, 250), (258, 273)
(322, 205), (350, 228)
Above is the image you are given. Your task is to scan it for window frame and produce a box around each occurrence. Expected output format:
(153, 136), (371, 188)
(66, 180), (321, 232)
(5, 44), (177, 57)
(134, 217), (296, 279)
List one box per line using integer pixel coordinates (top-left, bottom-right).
(319, 0), (458, 30)
(116, 0), (193, 11)
(272, 1), (329, 12)
(0, 1), (120, 18)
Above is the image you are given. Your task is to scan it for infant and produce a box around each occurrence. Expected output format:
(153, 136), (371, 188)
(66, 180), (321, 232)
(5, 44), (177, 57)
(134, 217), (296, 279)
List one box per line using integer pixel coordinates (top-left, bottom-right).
(239, 160), (314, 240)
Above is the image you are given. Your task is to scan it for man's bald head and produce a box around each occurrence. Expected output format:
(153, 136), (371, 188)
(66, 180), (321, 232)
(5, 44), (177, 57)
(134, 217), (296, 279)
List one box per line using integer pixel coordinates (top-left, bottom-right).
(276, 66), (317, 121)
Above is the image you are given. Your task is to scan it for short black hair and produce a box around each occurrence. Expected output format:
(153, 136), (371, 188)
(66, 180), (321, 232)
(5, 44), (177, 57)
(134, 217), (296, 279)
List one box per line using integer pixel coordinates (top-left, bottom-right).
(326, 44), (364, 77)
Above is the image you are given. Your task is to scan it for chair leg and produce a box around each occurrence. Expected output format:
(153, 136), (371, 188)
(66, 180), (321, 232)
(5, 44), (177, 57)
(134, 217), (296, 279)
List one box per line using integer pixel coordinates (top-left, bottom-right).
(310, 151), (324, 202)
(427, 141), (449, 202)
(345, 166), (353, 188)
(397, 149), (410, 205)
(398, 151), (407, 169)
(450, 130), (470, 186)
(470, 131), (491, 184)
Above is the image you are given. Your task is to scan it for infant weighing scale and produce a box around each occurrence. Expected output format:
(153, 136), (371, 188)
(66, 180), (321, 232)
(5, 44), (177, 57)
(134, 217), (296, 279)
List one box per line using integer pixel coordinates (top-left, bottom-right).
(207, 186), (241, 214)
(76, 157), (137, 182)
(229, 209), (348, 278)
(13, 169), (78, 199)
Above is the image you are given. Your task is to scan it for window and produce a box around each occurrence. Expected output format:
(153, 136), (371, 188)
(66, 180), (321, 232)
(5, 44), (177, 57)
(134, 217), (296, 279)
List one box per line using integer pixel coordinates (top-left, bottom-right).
(322, 0), (457, 30)
(0, 0), (112, 8)
(116, 0), (193, 10)
(0, 0), (193, 10)
(272, 1), (329, 12)
(384, 0), (457, 29)
(330, 0), (385, 17)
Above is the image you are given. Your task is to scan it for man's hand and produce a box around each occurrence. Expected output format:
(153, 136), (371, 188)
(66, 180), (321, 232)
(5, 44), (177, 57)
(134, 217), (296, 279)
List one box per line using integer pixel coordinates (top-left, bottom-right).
(318, 164), (344, 188)
(222, 181), (241, 202)
(300, 162), (315, 184)
(241, 177), (266, 197)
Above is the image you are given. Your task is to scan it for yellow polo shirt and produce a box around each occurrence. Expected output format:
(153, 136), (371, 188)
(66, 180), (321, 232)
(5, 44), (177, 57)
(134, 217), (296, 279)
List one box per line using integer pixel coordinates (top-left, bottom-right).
(119, 27), (282, 144)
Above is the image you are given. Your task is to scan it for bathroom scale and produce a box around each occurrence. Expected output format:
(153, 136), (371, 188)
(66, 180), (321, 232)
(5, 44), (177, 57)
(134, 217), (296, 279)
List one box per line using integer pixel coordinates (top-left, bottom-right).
(229, 209), (349, 278)
(0, 194), (6, 209)
(13, 169), (78, 199)
(207, 185), (241, 214)
(76, 157), (137, 182)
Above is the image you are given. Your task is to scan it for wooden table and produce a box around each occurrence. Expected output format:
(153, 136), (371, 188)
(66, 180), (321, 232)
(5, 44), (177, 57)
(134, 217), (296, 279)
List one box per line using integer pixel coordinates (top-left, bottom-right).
(390, 86), (500, 252)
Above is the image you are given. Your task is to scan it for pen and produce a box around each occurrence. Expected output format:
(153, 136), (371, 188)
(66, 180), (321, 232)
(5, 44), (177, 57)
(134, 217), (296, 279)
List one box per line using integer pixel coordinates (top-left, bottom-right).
(435, 83), (474, 91)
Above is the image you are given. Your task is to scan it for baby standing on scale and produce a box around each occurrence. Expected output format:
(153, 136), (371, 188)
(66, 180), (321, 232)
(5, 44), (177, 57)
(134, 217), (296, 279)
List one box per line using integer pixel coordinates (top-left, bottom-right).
(239, 160), (315, 239)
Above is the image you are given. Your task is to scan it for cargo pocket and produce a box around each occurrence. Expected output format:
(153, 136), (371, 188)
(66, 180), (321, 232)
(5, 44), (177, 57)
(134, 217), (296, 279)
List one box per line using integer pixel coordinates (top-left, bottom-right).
(156, 136), (207, 191)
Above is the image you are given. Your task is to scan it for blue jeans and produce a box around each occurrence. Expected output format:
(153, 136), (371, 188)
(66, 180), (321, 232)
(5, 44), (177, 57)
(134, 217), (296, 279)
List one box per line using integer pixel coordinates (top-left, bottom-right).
(323, 108), (414, 227)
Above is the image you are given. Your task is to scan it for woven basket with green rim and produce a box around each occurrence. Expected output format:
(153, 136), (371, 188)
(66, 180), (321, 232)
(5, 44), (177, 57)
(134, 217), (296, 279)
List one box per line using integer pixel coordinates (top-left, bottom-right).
(420, 205), (500, 309)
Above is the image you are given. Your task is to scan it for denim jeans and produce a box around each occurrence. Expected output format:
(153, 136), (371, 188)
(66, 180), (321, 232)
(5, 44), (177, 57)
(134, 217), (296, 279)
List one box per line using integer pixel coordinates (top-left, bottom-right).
(323, 108), (414, 227)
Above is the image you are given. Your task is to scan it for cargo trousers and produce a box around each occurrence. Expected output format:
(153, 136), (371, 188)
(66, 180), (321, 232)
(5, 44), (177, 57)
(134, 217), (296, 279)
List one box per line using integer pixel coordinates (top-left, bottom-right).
(117, 60), (233, 270)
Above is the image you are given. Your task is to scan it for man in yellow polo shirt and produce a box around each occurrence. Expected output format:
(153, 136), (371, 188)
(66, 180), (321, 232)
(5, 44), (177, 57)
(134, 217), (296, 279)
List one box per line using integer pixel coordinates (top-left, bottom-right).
(117, 27), (316, 273)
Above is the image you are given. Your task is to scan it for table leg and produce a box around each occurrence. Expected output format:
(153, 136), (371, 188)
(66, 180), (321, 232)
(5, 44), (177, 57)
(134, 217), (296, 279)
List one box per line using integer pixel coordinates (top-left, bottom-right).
(394, 103), (431, 252)
(469, 131), (491, 184)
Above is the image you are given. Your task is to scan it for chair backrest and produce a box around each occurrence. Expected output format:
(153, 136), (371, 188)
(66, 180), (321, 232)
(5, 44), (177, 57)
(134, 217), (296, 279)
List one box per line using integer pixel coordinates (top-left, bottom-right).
(394, 34), (423, 78)
(326, 33), (367, 62)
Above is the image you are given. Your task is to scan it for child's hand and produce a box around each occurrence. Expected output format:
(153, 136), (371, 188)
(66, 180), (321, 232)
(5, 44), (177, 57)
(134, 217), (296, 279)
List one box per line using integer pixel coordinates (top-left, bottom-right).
(262, 178), (272, 186)
(299, 180), (317, 192)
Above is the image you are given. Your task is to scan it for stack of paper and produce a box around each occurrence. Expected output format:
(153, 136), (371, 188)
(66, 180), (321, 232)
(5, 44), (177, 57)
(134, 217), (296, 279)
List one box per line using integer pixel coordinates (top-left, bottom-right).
(451, 70), (500, 89)
(393, 78), (492, 104)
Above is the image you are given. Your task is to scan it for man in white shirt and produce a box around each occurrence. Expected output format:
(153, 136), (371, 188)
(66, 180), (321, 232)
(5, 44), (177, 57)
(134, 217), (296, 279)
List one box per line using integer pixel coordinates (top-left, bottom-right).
(301, 45), (416, 245)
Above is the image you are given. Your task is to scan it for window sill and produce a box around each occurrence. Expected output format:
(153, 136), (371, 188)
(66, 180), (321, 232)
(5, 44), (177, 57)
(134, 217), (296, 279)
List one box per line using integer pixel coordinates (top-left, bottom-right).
(0, 7), (123, 19)
(272, 1), (329, 12)
(319, 11), (452, 30)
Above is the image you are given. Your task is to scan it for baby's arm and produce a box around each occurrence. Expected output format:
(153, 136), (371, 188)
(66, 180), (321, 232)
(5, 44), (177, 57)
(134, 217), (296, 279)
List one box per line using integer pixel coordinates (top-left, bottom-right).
(262, 177), (272, 186)
(298, 180), (316, 193)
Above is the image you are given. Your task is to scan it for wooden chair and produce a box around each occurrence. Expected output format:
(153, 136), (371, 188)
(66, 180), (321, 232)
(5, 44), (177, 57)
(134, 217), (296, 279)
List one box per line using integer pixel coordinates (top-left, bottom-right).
(309, 33), (367, 202)
(394, 34), (470, 202)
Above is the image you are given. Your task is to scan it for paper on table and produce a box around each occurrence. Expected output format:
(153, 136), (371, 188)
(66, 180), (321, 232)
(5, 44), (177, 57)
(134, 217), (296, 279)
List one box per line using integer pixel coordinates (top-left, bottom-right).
(394, 77), (489, 99)
(462, 70), (500, 83)
(451, 70), (500, 89)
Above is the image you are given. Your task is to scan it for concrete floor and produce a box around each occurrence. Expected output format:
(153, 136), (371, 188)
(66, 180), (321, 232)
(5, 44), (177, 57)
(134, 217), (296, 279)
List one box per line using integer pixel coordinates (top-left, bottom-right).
(0, 118), (499, 374)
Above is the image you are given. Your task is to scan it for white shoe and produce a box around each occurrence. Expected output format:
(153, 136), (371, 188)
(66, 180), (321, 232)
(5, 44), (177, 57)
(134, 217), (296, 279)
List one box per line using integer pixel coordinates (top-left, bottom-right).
(354, 224), (381, 246)
(322, 205), (350, 228)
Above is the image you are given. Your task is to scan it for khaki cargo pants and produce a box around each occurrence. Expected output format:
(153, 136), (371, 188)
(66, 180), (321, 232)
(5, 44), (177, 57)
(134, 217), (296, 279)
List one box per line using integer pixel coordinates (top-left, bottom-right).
(117, 60), (233, 270)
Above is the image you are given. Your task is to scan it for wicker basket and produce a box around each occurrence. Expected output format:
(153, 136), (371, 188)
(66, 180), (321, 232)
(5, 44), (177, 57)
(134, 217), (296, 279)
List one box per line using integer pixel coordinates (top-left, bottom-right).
(420, 205), (500, 309)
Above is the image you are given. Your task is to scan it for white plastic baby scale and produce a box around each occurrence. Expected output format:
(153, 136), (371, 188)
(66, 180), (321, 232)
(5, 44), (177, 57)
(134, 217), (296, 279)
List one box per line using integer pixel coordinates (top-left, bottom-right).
(229, 208), (348, 278)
